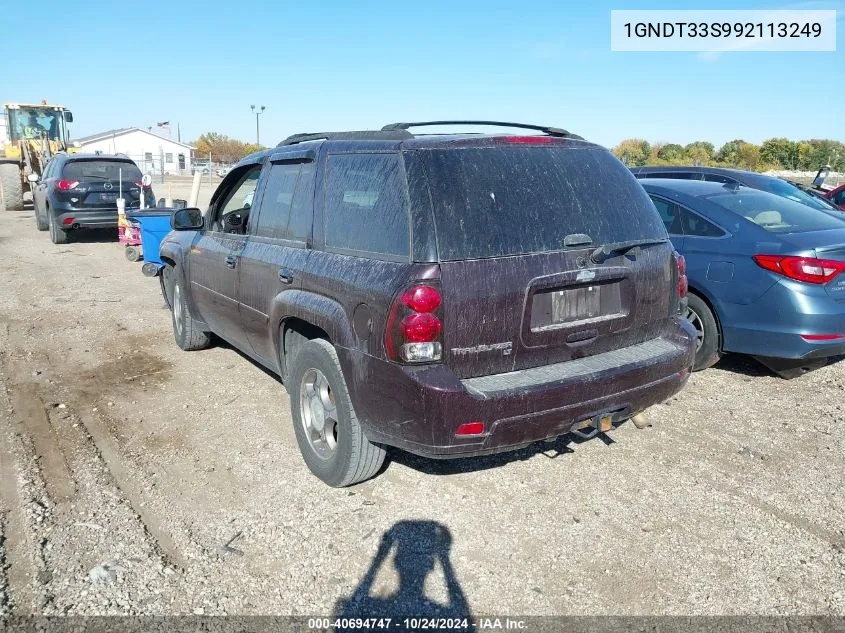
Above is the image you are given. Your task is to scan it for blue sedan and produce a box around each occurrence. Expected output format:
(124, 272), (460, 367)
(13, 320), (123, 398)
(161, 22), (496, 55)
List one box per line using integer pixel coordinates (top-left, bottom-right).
(641, 178), (845, 379)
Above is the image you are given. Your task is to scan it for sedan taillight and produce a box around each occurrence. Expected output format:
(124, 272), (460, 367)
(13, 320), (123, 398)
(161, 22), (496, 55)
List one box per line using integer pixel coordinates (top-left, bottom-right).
(753, 254), (845, 284)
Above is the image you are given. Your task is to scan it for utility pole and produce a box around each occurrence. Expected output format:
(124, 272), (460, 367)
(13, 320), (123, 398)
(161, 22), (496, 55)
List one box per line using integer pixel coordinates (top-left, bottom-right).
(250, 104), (266, 145)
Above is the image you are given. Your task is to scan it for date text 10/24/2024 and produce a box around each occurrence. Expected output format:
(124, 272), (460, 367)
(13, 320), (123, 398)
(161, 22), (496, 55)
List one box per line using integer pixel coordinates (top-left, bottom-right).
(307, 617), (527, 630)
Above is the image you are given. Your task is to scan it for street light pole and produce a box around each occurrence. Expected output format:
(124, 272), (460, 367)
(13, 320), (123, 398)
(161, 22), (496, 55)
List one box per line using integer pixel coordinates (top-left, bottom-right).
(250, 104), (266, 145)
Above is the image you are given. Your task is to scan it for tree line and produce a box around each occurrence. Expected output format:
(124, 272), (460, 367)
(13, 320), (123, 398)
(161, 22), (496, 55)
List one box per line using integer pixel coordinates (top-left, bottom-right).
(192, 133), (265, 164)
(612, 138), (844, 172)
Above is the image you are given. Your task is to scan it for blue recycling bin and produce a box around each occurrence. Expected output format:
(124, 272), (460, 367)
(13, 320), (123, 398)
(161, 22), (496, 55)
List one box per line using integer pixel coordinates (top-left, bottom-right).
(125, 209), (173, 277)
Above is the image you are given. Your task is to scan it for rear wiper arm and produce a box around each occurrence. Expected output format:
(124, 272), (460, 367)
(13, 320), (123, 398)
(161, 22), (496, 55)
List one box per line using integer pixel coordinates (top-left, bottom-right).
(590, 238), (669, 264)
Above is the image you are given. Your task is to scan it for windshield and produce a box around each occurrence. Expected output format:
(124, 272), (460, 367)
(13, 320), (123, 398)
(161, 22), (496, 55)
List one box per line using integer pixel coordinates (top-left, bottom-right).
(8, 107), (63, 141)
(753, 175), (834, 211)
(63, 160), (142, 181)
(419, 145), (667, 260)
(706, 188), (845, 234)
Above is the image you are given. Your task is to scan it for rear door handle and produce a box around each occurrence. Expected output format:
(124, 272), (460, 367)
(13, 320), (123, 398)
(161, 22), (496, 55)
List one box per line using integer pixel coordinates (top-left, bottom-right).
(279, 268), (293, 285)
(225, 255), (237, 269)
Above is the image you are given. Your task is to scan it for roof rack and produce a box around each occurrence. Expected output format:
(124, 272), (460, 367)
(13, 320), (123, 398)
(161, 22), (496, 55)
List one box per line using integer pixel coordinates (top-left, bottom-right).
(381, 120), (580, 138)
(277, 130), (412, 147)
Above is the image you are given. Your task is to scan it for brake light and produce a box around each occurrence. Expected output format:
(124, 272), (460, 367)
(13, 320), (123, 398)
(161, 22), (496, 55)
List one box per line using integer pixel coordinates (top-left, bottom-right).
(501, 136), (554, 144)
(674, 251), (687, 299)
(56, 180), (79, 191)
(386, 282), (443, 363)
(801, 334), (845, 341)
(455, 421), (485, 436)
(753, 255), (845, 284)
(62, 217), (74, 225)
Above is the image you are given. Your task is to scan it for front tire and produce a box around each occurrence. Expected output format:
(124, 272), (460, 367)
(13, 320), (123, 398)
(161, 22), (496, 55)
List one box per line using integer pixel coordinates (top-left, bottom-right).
(170, 272), (210, 351)
(685, 293), (720, 371)
(289, 339), (385, 487)
(0, 163), (24, 211)
(48, 212), (68, 244)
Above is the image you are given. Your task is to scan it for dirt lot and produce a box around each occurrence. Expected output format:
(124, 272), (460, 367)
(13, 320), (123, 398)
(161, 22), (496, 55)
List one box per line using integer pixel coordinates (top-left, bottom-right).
(0, 203), (844, 619)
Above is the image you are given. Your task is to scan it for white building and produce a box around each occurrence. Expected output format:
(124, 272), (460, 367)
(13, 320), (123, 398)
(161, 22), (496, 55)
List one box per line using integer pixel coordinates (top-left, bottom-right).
(71, 127), (195, 175)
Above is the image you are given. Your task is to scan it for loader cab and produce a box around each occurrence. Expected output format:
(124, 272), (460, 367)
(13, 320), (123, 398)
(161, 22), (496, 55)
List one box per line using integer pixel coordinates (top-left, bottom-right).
(4, 104), (73, 147)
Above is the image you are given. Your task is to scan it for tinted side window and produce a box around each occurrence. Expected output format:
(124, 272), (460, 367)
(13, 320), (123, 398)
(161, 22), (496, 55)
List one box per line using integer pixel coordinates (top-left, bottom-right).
(254, 163), (301, 238)
(649, 196), (683, 234)
(655, 172), (699, 180)
(702, 173), (734, 184)
(681, 209), (726, 237)
(324, 153), (409, 257)
(288, 160), (315, 241)
(831, 189), (845, 206)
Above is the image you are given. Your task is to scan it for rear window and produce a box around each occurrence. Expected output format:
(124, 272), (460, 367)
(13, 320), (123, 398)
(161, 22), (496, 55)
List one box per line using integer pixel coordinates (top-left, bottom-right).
(324, 153), (409, 257)
(419, 146), (667, 260)
(750, 176), (834, 211)
(63, 160), (142, 181)
(706, 189), (845, 233)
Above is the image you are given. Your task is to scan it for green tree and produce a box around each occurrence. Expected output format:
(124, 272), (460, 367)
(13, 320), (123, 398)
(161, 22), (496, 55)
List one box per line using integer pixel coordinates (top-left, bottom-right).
(760, 138), (798, 169)
(612, 139), (651, 167)
(804, 139), (845, 172)
(735, 142), (761, 171)
(716, 139), (744, 165)
(656, 143), (685, 162)
(193, 132), (265, 164)
(684, 141), (715, 165)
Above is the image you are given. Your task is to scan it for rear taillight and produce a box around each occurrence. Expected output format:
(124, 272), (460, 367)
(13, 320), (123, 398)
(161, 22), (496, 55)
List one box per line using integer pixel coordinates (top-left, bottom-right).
(753, 255), (845, 285)
(56, 180), (79, 191)
(674, 251), (688, 299)
(386, 282), (443, 363)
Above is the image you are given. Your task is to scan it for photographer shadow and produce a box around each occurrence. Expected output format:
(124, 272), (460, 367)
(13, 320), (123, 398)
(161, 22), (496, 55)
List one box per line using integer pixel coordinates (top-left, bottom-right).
(333, 520), (475, 632)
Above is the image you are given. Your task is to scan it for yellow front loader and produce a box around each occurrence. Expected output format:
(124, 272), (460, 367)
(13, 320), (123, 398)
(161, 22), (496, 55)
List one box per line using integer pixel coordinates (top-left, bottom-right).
(0, 101), (75, 210)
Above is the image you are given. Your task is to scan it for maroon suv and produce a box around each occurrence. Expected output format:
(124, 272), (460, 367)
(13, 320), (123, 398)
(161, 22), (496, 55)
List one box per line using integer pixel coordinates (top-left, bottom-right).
(160, 121), (696, 487)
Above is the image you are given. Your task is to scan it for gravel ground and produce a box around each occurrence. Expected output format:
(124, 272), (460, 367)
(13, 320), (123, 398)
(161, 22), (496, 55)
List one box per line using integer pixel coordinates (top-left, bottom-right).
(0, 204), (844, 618)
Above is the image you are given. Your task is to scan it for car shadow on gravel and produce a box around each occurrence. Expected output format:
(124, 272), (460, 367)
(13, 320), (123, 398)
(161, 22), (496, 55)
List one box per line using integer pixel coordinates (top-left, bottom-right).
(388, 431), (615, 477)
(333, 520), (475, 629)
(713, 353), (845, 379)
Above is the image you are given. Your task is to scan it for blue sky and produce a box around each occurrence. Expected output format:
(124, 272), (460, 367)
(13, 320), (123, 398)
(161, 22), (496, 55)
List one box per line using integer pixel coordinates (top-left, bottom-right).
(4, 0), (843, 149)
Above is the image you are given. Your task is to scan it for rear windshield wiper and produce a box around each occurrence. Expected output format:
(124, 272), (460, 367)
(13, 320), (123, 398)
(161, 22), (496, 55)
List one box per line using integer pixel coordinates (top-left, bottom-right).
(590, 238), (669, 264)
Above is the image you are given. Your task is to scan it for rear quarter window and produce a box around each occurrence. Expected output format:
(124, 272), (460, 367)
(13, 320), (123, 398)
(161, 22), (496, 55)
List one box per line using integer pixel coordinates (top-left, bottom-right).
(420, 145), (667, 260)
(323, 153), (410, 257)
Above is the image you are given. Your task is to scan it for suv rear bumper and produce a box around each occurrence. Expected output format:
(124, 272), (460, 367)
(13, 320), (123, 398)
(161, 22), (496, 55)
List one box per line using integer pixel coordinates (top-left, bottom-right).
(339, 317), (696, 458)
(54, 209), (119, 229)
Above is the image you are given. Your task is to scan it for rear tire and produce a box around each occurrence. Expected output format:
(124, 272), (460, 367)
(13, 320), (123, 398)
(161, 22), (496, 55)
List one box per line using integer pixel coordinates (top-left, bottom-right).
(0, 163), (24, 211)
(170, 272), (210, 351)
(685, 293), (720, 371)
(35, 206), (48, 231)
(289, 339), (385, 487)
(48, 212), (68, 244)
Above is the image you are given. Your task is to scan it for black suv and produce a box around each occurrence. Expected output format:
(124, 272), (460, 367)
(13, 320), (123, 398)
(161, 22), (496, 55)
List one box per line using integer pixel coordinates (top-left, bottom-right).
(160, 121), (696, 487)
(32, 153), (154, 243)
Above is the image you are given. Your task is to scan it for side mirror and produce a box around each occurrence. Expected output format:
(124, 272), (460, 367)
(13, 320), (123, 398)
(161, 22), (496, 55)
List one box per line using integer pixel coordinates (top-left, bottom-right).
(27, 173), (39, 183)
(64, 111), (74, 123)
(171, 207), (204, 231)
